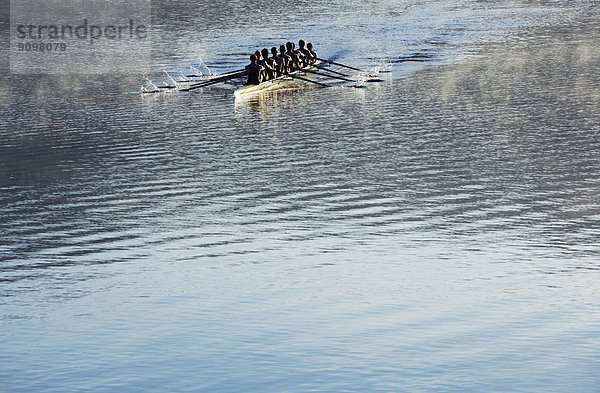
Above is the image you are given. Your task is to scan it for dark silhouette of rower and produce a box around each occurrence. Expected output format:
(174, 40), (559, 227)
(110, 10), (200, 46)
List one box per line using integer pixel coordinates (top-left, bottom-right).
(292, 41), (306, 68)
(245, 54), (264, 85)
(298, 39), (312, 65)
(271, 47), (284, 76)
(306, 42), (317, 63)
(279, 44), (291, 74)
(285, 41), (301, 71)
(261, 48), (276, 80)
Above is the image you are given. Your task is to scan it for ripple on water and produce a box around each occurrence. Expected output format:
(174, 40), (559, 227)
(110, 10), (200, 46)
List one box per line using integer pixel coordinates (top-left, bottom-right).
(2, 3), (600, 391)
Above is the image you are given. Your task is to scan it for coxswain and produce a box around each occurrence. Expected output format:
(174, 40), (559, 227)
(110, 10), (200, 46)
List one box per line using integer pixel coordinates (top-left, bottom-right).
(245, 54), (264, 85)
(306, 42), (317, 64)
(261, 48), (276, 80)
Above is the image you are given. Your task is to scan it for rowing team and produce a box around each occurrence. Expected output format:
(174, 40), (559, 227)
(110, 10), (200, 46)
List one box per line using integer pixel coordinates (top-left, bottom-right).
(245, 39), (318, 85)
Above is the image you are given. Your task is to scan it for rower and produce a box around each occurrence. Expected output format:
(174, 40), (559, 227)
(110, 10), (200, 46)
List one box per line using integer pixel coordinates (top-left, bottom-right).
(245, 54), (264, 85)
(292, 41), (306, 68)
(285, 41), (301, 71)
(254, 50), (263, 66)
(254, 49), (270, 81)
(271, 46), (284, 76)
(306, 42), (317, 64)
(298, 39), (312, 65)
(261, 48), (276, 80)
(279, 44), (291, 74)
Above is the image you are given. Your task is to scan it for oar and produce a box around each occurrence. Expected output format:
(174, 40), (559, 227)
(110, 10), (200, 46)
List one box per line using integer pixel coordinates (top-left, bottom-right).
(304, 69), (383, 83)
(317, 57), (366, 72)
(187, 68), (245, 79)
(291, 75), (330, 87)
(303, 69), (355, 82)
(313, 64), (350, 77)
(315, 63), (382, 79)
(188, 71), (246, 87)
(182, 72), (245, 91)
(181, 71), (246, 92)
(179, 77), (228, 91)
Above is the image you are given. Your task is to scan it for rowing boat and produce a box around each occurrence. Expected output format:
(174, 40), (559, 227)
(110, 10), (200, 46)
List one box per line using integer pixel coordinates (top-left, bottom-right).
(141, 56), (381, 95)
(234, 61), (321, 98)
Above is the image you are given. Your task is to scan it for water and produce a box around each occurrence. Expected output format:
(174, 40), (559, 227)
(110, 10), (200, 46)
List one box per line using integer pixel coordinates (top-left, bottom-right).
(2, 0), (600, 391)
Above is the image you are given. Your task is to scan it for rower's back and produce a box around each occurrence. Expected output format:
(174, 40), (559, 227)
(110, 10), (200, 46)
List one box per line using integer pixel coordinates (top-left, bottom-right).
(245, 54), (264, 85)
(261, 48), (276, 80)
(279, 44), (291, 74)
(306, 42), (317, 64)
(271, 47), (284, 76)
(286, 42), (300, 71)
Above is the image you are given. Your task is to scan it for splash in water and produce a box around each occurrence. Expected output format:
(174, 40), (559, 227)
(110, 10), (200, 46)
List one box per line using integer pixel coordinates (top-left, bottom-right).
(163, 70), (179, 87)
(196, 59), (213, 76)
(141, 77), (159, 93)
(178, 72), (190, 83)
(190, 65), (203, 77)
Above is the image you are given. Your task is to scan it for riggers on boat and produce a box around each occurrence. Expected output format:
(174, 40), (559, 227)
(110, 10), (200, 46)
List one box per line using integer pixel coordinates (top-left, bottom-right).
(234, 60), (321, 98)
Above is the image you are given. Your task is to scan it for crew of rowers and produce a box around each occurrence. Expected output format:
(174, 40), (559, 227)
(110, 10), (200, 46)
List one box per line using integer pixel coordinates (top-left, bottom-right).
(245, 39), (317, 85)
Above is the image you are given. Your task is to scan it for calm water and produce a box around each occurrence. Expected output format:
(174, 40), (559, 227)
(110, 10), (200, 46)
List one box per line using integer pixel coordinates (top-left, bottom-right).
(2, 1), (600, 392)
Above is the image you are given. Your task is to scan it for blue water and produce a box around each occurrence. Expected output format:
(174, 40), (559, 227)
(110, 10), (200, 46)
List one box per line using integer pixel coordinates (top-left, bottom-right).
(2, 0), (600, 391)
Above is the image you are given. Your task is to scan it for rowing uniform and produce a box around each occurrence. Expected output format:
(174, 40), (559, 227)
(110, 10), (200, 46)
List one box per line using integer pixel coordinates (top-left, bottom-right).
(245, 63), (264, 85)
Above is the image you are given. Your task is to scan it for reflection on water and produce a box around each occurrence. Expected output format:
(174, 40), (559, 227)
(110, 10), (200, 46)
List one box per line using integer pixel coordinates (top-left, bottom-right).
(2, 1), (600, 392)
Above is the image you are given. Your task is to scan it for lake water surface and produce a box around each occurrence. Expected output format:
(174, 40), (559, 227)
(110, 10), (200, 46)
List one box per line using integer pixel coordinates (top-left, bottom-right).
(1, 1), (600, 392)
